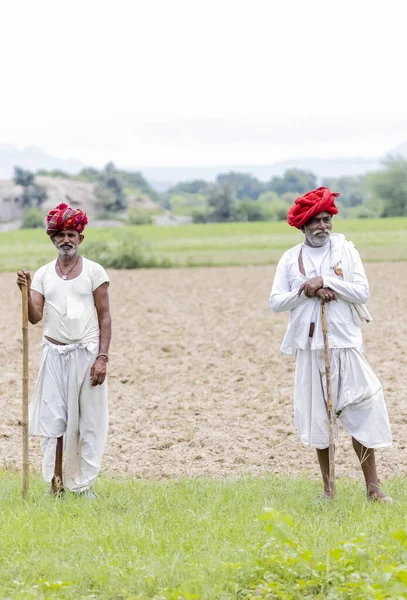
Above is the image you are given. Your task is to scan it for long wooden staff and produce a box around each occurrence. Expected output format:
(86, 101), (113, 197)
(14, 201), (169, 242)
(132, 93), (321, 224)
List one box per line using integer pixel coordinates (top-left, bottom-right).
(22, 283), (29, 499)
(320, 297), (336, 497)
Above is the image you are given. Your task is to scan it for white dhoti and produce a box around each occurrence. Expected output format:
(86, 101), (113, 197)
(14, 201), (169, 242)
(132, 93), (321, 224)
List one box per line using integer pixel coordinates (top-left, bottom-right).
(294, 348), (392, 450)
(29, 339), (109, 492)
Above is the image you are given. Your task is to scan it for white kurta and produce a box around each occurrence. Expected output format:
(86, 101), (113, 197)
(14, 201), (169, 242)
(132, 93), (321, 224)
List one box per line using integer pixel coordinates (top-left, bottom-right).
(30, 258), (110, 491)
(269, 234), (392, 449)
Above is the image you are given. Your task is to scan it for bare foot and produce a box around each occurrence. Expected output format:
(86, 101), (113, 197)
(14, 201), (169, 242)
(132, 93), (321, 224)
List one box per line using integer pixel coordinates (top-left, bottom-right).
(313, 490), (335, 503)
(50, 475), (65, 496)
(367, 490), (393, 503)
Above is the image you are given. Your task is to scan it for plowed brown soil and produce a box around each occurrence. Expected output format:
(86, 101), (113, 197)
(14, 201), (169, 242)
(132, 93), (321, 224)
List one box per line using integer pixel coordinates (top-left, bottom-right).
(1, 264), (405, 482)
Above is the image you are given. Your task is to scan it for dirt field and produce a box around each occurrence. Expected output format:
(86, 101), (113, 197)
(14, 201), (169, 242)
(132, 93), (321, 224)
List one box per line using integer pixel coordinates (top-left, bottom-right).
(0, 263), (406, 484)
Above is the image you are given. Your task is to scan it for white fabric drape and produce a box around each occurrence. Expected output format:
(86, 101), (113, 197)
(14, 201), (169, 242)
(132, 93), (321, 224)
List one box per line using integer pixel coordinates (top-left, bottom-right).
(29, 339), (108, 492)
(294, 348), (392, 449)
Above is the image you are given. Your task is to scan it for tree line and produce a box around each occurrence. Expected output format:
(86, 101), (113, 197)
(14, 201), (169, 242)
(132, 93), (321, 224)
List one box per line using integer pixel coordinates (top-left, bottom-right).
(164, 156), (407, 223)
(12, 155), (407, 227)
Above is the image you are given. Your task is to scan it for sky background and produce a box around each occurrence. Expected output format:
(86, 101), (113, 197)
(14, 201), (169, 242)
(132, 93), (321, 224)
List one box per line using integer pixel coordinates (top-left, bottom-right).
(1, 0), (407, 168)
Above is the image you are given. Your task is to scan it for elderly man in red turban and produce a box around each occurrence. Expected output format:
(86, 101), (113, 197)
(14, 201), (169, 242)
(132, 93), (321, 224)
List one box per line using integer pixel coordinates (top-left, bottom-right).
(16, 203), (111, 498)
(269, 188), (392, 501)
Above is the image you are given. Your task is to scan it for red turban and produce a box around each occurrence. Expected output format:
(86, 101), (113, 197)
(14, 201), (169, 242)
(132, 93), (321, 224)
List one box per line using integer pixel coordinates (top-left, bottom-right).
(46, 203), (88, 237)
(287, 187), (340, 229)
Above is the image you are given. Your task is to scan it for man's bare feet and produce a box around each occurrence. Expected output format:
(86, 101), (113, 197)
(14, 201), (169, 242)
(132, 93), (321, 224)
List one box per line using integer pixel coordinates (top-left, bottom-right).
(313, 490), (335, 503)
(50, 475), (65, 496)
(367, 490), (393, 503)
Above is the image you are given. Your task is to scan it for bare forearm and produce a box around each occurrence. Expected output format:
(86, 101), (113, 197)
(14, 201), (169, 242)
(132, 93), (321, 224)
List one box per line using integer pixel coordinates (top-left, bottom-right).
(98, 314), (111, 355)
(27, 296), (43, 324)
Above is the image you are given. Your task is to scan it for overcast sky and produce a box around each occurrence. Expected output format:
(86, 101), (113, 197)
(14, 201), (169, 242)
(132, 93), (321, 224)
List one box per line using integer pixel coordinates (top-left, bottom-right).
(1, 0), (407, 167)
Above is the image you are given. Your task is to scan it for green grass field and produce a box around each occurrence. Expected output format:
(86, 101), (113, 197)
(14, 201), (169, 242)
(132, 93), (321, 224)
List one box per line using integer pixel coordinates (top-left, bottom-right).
(2, 471), (407, 599)
(1, 217), (406, 271)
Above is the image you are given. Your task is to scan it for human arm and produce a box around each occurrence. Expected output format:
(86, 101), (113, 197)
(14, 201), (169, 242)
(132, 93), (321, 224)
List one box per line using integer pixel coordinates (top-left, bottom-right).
(91, 282), (111, 386)
(269, 254), (310, 313)
(298, 277), (338, 301)
(16, 270), (44, 324)
(322, 246), (369, 304)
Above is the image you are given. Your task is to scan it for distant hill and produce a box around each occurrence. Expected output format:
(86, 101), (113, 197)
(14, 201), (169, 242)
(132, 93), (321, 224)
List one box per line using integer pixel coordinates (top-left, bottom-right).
(0, 145), (84, 179)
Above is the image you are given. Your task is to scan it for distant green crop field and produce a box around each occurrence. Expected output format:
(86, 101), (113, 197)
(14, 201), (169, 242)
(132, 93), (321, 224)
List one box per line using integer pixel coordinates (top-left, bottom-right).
(1, 217), (406, 271)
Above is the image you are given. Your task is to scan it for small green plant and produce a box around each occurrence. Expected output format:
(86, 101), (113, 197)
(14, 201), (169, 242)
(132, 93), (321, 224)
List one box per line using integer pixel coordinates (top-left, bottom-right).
(94, 210), (125, 221)
(21, 207), (45, 229)
(127, 209), (154, 225)
(240, 508), (407, 599)
(83, 234), (171, 269)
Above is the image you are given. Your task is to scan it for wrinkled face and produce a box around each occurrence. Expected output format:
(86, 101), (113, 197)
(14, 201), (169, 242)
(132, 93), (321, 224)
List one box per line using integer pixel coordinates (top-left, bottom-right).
(52, 230), (84, 257)
(302, 212), (332, 247)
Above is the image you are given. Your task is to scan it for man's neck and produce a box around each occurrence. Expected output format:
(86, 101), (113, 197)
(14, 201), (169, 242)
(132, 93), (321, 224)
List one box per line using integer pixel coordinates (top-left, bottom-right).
(303, 238), (330, 249)
(57, 252), (80, 266)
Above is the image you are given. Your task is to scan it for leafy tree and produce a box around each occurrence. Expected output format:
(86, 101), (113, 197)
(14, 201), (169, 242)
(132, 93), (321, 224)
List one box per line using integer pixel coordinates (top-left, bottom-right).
(21, 184), (47, 208)
(235, 200), (266, 221)
(14, 167), (35, 188)
(192, 209), (208, 223)
(216, 172), (265, 200)
(77, 167), (100, 182)
(118, 169), (160, 203)
(94, 163), (127, 213)
(280, 192), (299, 206)
(207, 184), (236, 222)
(13, 166), (47, 208)
(36, 169), (70, 179)
(366, 156), (407, 217)
(169, 193), (207, 217)
(168, 180), (210, 195)
(268, 169), (317, 195)
(322, 176), (365, 208)
(257, 191), (280, 203)
(103, 161), (117, 175)
(94, 183), (118, 214)
(21, 207), (45, 229)
(263, 198), (291, 221)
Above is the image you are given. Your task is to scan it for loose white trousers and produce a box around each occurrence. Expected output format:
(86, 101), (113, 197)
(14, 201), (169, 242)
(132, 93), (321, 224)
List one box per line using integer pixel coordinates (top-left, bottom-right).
(29, 339), (108, 492)
(294, 348), (392, 450)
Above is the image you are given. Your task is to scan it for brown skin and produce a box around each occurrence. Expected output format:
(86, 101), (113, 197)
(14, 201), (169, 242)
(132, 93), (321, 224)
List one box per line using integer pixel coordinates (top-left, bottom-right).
(317, 443), (391, 502)
(298, 212), (337, 301)
(16, 229), (112, 494)
(296, 213), (392, 502)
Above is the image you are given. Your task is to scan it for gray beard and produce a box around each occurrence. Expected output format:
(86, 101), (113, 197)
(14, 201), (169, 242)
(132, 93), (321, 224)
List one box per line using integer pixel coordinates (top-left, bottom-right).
(57, 245), (77, 258)
(304, 231), (331, 248)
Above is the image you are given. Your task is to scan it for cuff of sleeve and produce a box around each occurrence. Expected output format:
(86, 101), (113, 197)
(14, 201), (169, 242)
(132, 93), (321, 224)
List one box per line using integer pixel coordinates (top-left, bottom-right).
(323, 277), (338, 290)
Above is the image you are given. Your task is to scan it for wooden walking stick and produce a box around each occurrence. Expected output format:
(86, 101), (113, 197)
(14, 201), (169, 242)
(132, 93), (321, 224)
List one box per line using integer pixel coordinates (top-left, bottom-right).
(21, 282), (29, 499)
(320, 297), (336, 497)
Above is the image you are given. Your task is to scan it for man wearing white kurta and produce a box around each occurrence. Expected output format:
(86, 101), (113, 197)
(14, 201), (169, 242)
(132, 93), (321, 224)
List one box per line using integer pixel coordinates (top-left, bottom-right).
(17, 203), (111, 498)
(270, 187), (392, 501)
